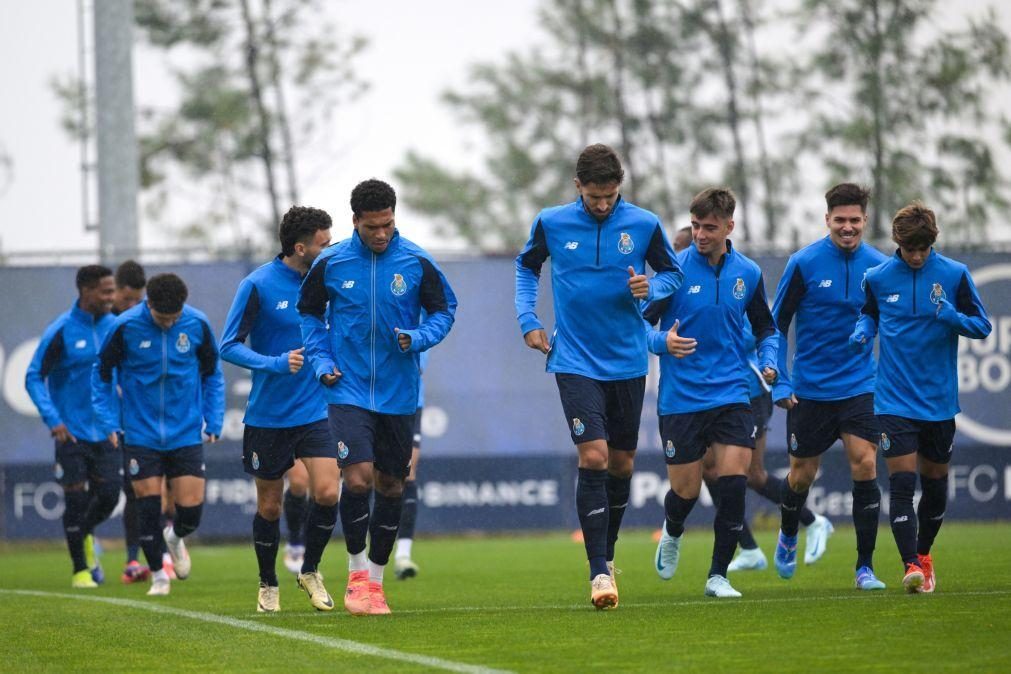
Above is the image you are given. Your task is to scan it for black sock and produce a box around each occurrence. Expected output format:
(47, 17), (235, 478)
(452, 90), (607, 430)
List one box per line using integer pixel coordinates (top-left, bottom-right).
(63, 490), (89, 573)
(799, 507), (816, 527)
(398, 480), (419, 540)
(123, 490), (140, 563)
(705, 477), (722, 508)
(738, 521), (759, 550)
(576, 468), (609, 579)
(604, 473), (631, 562)
(917, 475), (948, 556)
(756, 475), (782, 504)
(852, 479), (881, 570)
(301, 501), (337, 574)
(283, 489), (309, 547)
(664, 488), (697, 538)
(252, 513), (280, 586)
(368, 492), (403, 567)
(710, 475), (747, 578)
(136, 495), (164, 572)
(83, 482), (121, 534)
(889, 472), (918, 566)
(780, 479), (809, 537)
(339, 489), (371, 556)
(173, 503), (202, 538)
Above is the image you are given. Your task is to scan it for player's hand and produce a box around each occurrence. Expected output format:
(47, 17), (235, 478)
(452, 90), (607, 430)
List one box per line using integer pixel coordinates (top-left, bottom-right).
(935, 298), (958, 325)
(524, 329), (551, 354)
(762, 367), (777, 385)
(107, 432), (119, 448)
(665, 319), (697, 358)
(320, 367), (343, 386)
(627, 266), (649, 300)
(848, 331), (869, 351)
(51, 424), (77, 445)
(205, 433), (219, 443)
(775, 394), (799, 410)
(287, 347), (305, 374)
(394, 327), (412, 352)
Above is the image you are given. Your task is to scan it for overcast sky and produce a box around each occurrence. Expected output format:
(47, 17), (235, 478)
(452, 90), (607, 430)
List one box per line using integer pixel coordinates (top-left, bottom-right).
(0, 0), (1009, 260)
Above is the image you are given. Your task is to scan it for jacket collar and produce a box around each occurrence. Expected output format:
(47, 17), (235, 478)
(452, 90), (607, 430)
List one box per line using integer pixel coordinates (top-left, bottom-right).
(893, 247), (936, 270)
(688, 239), (735, 267)
(272, 254), (306, 280)
(70, 300), (100, 324)
(351, 229), (401, 256)
(577, 195), (624, 223)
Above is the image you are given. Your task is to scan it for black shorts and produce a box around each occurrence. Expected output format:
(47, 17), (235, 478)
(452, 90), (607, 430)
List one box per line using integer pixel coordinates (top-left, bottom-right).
(126, 444), (205, 481)
(555, 373), (646, 451)
(878, 416), (956, 464)
(412, 408), (423, 449)
(243, 419), (335, 480)
(787, 393), (880, 458)
(327, 404), (414, 479)
(659, 404), (755, 465)
(751, 392), (773, 440)
(54, 438), (121, 487)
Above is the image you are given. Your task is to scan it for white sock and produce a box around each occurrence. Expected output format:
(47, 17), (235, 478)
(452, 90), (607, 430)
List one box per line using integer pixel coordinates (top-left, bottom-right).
(395, 538), (413, 560)
(369, 560), (385, 584)
(348, 551), (368, 572)
(153, 568), (169, 582)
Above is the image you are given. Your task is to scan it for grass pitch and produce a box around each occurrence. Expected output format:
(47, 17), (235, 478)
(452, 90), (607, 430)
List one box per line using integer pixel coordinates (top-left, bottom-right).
(2, 523), (1010, 672)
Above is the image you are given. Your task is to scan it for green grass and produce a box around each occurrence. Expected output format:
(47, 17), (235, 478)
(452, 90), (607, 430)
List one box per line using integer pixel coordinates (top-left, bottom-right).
(2, 523), (1010, 672)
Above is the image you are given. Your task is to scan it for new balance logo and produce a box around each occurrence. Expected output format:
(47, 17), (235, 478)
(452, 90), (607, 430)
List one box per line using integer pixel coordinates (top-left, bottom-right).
(687, 285), (701, 294)
(341, 280), (355, 289)
(564, 241), (579, 250)
(818, 279), (833, 288)
(586, 507), (606, 517)
(886, 294), (900, 303)
(139, 340), (152, 349)
(275, 300), (289, 310)
(893, 515), (908, 523)
(74, 339), (87, 349)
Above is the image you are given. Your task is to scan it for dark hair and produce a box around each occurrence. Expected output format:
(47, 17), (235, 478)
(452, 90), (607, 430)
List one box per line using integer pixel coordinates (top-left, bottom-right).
(76, 265), (113, 292)
(350, 179), (397, 217)
(146, 273), (188, 314)
(677, 225), (692, 236)
(689, 187), (736, 220)
(825, 183), (871, 213)
(891, 201), (938, 249)
(279, 206), (333, 256)
(115, 260), (146, 290)
(575, 144), (624, 186)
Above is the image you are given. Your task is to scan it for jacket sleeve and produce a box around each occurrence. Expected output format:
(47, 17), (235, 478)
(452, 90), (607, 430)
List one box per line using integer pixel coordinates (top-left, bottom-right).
(514, 217), (549, 336)
(747, 273), (779, 374)
(936, 270), (992, 339)
(91, 324), (126, 436)
(399, 256), (458, 353)
(643, 296), (672, 355)
(852, 279), (880, 343)
(24, 322), (65, 429)
(197, 320), (225, 437)
(771, 257), (805, 401)
(220, 278), (289, 374)
(644, 223), (684, 302)
(297, 256), (338, 381)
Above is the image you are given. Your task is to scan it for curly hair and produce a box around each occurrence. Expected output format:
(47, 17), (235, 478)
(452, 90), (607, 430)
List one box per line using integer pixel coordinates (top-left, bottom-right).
(146, 273), (188, 314)
(689, 187), (736, 221)
(350, 179), (397, 217)
(114, 259), (146, 290)
(279, 206), (333, 256)
(575, 144), (624, 186)
(76, 265), (113, 291)
(825, 183), (870, 213)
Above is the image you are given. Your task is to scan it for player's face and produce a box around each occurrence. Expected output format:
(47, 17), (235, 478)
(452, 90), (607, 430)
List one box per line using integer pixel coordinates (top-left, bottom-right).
(354, 208), (395, 254)
(293, 228), (333, 271)
(673, 229), (693, 252)
(80, 276), (116, 316)
(691, 213), (734, 259)
(826, 204), (866, 251)
(575, 180), (620, 221)
(113, 285), (144, 313)
(898, 244), (930, 269)
(149, 306), (183, 331)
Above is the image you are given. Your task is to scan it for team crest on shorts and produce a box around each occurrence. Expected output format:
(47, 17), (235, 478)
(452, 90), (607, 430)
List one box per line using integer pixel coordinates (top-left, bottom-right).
(53, 462), (64, 480)
(571, 418), (585, 436)
(618, 232), (634, 254)
(175, 332), (191, 353)
(129, 458), (140, 476)
(251, 452), (260, 470)
(390, 273), (408, 296)
(929, 282), (946, 304)
(790, 433), (798, 452)
(880, 433), (891, 452)
(733, 278), (746, 300)
(665, 440), (676, 458)
(337, 441), (349, 459)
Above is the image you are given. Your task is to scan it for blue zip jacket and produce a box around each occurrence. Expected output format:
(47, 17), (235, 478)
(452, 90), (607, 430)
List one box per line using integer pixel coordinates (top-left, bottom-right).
(852, 249), (991, 421)
(515, 197), (683, 380)
(220, 255), (327, 428)
(298, 230), (457, 415)
(25, 302), (117, 442)
(744, 331), (771, 400)
(93, 302), (226, 450)
(772, 236), (888, 402)
(645, 242), (778, 415)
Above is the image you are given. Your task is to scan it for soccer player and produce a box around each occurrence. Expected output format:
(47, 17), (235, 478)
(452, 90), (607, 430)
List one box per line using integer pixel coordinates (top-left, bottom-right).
(850, 202), (990, 592)
(221, 205), (339, 613)
(771, 183), (889, 589)
(515, 144), (682, 609)
(25, 265), (120, 588)
(93, 273), (225, 596)
(299, 179), (457, 615)
(112, 260), (152, 584)
(649, 187), (777, 599)
(393, 349), (429, 580)
(672, 225), (693, 253)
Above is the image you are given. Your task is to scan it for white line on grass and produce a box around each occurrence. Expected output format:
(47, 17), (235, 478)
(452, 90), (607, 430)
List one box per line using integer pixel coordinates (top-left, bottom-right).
(0, 589), (512, 674)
